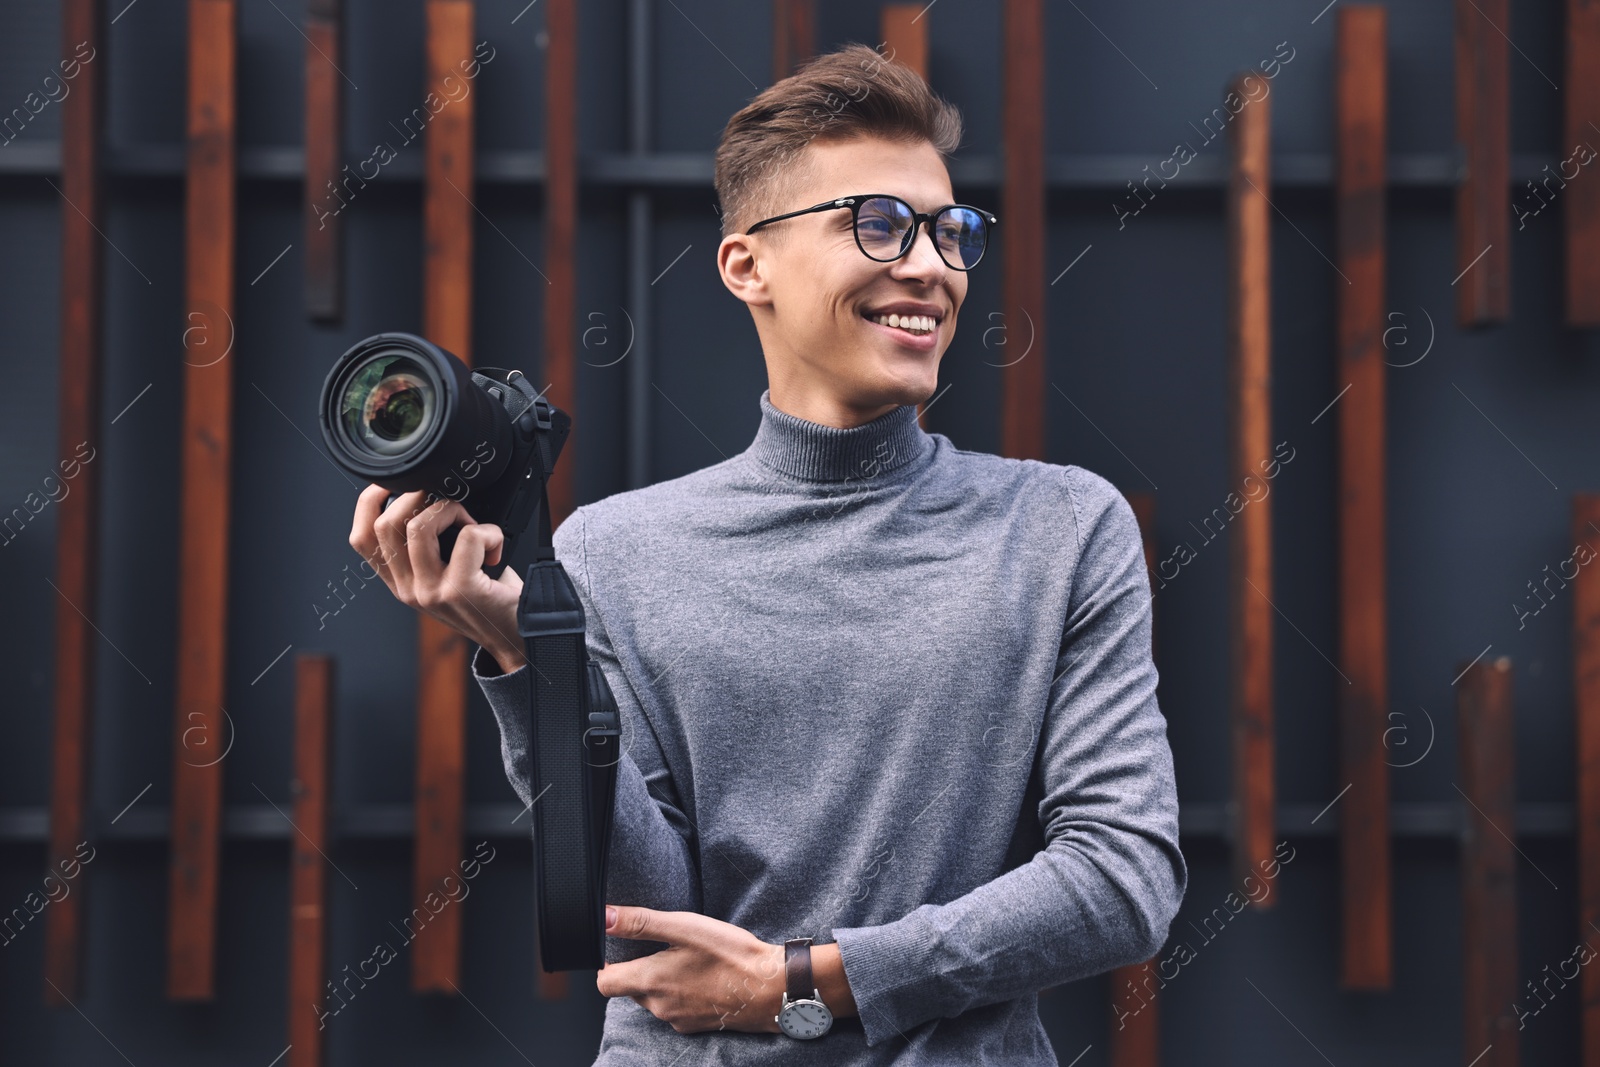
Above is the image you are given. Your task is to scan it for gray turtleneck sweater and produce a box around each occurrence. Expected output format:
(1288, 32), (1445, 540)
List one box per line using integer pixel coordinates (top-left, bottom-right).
(471, 388), (1187, 1065)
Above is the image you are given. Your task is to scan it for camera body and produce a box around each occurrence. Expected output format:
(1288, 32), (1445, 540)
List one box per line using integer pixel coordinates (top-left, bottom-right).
(318, 332), (571, 576)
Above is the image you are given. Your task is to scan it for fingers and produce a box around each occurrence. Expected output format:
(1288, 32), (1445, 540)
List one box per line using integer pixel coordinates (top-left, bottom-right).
(594, 956), (645, 999)
(605, 905), (652, 942)
(494, 562), (523, 592)
(372, 489), (431, 598)
(406, 497), (473, 602)
(443, 519), (505, 592)
(606, 905), (694, 945)
(440, 520), (525, 657)
(593, 921), (781, 1035)
(349, 484), (397, 584)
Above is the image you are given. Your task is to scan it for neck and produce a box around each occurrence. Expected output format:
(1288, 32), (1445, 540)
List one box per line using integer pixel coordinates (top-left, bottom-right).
(746, 388), (932, 483)
(765, 383), (900, 429)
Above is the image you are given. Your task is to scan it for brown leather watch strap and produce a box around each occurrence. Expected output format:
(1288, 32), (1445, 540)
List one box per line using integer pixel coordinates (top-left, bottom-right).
(784, 937), (814, 1001)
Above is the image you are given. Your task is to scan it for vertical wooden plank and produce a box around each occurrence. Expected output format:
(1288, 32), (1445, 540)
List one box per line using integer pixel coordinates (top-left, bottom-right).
(545, 0), (577, 534)
(412, 0), (474, 996)
(1459, 656), (1519, 1067)
(1109, 956), (1160, 1067)
(1225, 71), (1274, 901)
(288, 655), (334, 1067)
(304, 0), (342, 321)
(167, 0), (236, 1002)
(1574, 496), (1600, 1064)
(1565, 0), (1600, 326)
(1454, 0), (1510, 326)
(1000, 0), (1045, 462)
(539, 0), (577, 999)
(880, 4), (935, 431)
(772, 0), (815, 82)
(44, 0), (104, 1007)
(1334, 4), (1391, 992)
(1109, 490), (1159, 1067)
(880, 5), (927, 80)
(624, 0), (654, 492)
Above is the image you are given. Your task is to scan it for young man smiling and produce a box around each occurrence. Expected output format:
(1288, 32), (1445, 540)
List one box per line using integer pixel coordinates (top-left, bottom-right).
(349, 41), (1185, 1065)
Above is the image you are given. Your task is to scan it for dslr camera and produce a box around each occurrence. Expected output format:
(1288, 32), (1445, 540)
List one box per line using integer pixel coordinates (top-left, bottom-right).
(318, 332), (620, 972)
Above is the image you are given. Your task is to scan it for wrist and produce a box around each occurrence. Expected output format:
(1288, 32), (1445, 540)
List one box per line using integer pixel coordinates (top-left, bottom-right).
(487, 644), (525, 676)
(809, 942), (858, 1019)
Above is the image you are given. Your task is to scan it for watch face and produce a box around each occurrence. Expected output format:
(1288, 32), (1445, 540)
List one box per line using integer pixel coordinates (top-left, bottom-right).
(778, 999), (833, 1039)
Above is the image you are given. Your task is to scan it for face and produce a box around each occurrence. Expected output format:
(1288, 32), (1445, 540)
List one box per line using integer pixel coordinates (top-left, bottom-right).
(717, 134), (970, 428)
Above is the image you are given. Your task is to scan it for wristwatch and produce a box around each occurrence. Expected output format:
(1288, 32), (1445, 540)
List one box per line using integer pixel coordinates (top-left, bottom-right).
(775, 937), (834, 1039)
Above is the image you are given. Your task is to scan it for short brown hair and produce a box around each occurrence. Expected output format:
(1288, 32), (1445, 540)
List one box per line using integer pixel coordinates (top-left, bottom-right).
(713, 42), (964, 241)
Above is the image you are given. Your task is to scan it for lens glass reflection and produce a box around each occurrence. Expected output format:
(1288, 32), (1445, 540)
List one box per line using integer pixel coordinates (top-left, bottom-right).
(340, 354), (436, 456)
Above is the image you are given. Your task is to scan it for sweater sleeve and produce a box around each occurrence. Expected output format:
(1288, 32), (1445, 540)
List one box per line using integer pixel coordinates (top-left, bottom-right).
(471, 507), (702, 963)
(828, 468), (1188, 1046)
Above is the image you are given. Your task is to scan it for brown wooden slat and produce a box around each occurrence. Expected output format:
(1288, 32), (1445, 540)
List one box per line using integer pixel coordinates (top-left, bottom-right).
(1109, 489), (1159, 1067)
(1454, 0), (1510, 325)
(1565, 0), (1600, 326)
(167, 0), (236, 1002)
(1459, 655), (1518, 1067)
(1000, 0), (1045, 462)
(880, 3), (936, 432)
(1225, 70), (1275, 902)
(44, 0), (104, 1007)
(1334, 4), (1391, 992)
(772, 0), (815, 82)
(538, 0), (577, 999)
(288, 655), (334, 1067)
(880, 5), (927, 80)
(412, 0), (474, 996)
(1109, 959), (1160, 1067)
(304, 0), (342, 321)
(1574, 496), (1600, 1063)
(545, 0), (577, 536)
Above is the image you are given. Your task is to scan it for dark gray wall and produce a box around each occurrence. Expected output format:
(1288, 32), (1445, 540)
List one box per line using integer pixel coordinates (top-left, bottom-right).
(1, 0), (1596, 1063)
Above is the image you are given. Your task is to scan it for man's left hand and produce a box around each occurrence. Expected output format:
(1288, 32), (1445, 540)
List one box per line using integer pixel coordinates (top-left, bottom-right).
(596, 905), (786, 1034)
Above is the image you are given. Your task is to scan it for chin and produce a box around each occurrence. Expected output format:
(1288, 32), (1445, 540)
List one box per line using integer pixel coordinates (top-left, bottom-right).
(860, 371), (936, 412)
(889, 359), (941, 402)
(821, 346), (938, 413)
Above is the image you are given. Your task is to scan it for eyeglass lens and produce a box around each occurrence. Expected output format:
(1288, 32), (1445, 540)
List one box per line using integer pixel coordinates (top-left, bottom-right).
(855, 196), (988, 269)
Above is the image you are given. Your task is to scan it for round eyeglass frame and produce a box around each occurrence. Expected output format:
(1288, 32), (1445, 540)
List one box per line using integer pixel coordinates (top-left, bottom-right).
(744, 194), (998, 271)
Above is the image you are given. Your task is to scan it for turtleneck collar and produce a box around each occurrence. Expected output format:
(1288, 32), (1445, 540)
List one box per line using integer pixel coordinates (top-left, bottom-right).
(744, 388), (933, 483)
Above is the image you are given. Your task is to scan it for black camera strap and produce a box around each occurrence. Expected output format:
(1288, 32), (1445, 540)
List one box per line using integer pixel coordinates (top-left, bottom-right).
(516, 420), (619, 973)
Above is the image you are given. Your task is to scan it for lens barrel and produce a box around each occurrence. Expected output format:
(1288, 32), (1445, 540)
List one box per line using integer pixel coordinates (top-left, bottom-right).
(319, 332), (513, 496)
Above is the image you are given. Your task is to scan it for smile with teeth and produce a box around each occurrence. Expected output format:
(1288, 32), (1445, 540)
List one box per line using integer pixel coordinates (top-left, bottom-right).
(866, 312), (938, 336)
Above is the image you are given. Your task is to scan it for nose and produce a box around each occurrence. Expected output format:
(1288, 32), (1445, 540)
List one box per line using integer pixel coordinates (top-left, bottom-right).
(890, 219), (948, 283)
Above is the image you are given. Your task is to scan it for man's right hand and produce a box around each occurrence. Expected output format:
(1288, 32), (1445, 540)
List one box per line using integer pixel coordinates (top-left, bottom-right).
(348, 484), (528, 675)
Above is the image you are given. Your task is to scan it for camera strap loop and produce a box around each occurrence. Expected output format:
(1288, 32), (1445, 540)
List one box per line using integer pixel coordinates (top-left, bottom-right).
(529, 421), (556, 561)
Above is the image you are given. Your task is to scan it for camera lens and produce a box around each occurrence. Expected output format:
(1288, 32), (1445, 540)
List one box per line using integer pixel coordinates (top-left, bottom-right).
(319, 333), (513, 496)
(340, 353), (436, 456)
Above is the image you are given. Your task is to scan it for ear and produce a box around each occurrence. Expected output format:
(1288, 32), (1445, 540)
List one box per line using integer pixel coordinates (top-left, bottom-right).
(718, 232), (772, 309)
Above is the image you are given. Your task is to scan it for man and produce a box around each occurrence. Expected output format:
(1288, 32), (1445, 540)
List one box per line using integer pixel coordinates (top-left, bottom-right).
(349, 41), (1185, 1065)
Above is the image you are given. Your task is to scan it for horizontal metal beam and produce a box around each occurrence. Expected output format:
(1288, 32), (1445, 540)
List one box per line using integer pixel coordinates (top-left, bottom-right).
(0, 804), (532, 842)
(1179, 801), (1572, 839)
(0, 144), (1563, 189)
(0, 801), (1574, 843)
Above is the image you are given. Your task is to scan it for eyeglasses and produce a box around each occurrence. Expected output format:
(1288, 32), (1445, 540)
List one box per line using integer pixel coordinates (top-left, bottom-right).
(744, 194), (998, 271)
